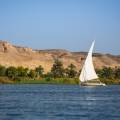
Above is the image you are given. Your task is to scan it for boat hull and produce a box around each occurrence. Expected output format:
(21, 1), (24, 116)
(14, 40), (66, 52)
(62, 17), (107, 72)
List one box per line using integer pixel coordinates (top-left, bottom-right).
(80, 82), (106, 86)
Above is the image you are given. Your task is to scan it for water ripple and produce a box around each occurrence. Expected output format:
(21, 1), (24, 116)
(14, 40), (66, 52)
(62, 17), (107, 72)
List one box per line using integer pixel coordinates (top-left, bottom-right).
(0, 85), (120, 120)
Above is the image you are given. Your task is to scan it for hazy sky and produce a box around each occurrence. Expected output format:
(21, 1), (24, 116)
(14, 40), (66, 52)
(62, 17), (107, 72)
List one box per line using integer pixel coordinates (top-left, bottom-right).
(0, 0), (120, 54)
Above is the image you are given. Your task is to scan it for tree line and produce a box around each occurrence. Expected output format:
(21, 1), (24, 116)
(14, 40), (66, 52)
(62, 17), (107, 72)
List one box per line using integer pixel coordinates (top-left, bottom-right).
(0, 59), (120, 81)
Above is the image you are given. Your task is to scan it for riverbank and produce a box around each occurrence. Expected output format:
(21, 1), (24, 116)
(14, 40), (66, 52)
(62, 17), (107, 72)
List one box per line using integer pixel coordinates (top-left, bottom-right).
(0, 77), (120, 85)
(0, 77), (79, 85)
(15, 78), (79, 85)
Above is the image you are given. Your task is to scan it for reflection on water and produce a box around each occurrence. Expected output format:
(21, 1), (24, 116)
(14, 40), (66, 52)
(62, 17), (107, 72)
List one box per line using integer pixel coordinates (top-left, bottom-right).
(0, 84), (120, 120)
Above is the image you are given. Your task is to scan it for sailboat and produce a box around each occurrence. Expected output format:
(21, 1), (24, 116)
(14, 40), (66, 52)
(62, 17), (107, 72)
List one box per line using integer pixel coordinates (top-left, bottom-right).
(79, 40), (105, 86)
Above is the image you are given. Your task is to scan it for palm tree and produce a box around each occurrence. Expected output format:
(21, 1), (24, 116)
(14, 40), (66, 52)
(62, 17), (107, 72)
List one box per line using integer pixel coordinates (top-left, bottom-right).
(51, 59), (64, 78)
(65, 63), (77, 78)
(35, 65), (44, 77)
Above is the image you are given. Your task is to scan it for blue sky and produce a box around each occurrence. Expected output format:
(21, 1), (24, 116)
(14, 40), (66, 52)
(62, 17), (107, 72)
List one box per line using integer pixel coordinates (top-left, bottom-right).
(0, 0), (120, 54)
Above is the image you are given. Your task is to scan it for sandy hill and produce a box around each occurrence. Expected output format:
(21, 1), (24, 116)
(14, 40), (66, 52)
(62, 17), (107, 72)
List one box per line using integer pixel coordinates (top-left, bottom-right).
(0, 40), (119, 72)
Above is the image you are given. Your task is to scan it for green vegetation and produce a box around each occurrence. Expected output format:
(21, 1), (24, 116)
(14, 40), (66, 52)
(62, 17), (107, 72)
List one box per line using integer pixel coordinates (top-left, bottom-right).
(51, 59), (65, 78)
(35, 65), (44, 77)
(14, 78), (79, 85)
(0, 59), (120, 85)
(65, 63), (77, 78)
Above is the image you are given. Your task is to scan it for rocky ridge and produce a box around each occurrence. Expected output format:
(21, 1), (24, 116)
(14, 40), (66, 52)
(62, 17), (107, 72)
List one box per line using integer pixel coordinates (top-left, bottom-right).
(0, 40), (119, 72)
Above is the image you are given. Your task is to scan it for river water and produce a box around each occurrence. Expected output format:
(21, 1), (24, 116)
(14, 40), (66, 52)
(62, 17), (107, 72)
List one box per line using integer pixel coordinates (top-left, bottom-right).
(0, 84), (120, 120)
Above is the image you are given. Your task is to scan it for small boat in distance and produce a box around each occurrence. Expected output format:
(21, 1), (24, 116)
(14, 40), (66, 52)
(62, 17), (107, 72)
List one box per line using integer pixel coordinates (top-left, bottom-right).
(79, 40), (105, 86)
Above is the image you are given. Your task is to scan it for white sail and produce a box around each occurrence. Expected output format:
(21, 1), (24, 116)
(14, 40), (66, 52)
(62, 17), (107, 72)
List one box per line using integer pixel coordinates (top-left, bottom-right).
(79, 40), (98, 82)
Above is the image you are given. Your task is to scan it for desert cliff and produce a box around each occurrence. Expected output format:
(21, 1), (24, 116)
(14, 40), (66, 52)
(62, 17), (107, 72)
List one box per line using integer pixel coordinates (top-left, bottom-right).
(0, 40), (119, 72)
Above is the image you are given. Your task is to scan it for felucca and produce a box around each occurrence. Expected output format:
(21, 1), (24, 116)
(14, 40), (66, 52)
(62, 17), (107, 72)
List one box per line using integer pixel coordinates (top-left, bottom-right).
(79, 40), (105, 86)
